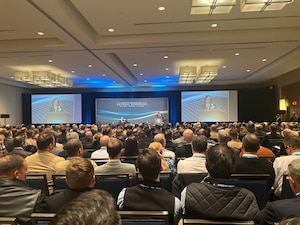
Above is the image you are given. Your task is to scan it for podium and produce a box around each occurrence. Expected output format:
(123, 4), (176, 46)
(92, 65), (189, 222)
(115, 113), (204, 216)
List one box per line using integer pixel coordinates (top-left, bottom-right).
(198, 110), (226, 122)
(154, 116), (163, 125)
(46, 112), (70, 123)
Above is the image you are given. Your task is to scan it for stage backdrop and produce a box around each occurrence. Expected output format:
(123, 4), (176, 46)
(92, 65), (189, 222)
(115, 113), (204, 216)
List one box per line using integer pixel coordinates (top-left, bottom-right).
(95, 97), (169, 124)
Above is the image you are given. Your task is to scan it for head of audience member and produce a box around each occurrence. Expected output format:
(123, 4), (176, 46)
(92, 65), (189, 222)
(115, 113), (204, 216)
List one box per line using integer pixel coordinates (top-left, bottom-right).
(66, 131), (79, 141)
(107, 138), (123, 159)
(153, 133), (166, 148)
(137, 148), (161, 181)
(148, 142), (169, 171)
(0, 154), (28, 181)
(64, 139), (83, 157)
(66, 157), (95, 189)
(99, 135), (110, 148)
(287, 158), (300, 195)
(13, 136), (26, 149)
(102, 127), (113, 137)
(183, 129), (194, 144)
(279, 215), (300, 225)
(84, 131), (93, 140)
(123, 135), (139, 156)
(191, 135), (207, 154)
(270, 123), (278, 133)
(284, 136), (300, 155)
(164, 129), (173, 141)
(229, 128), (239, 141)
(206, 144), (236, 179)
(37, 132), (55, 152)
(217, 129), (230, 145)
(51, 189), (120, 225)
(242, 133), (260, 154)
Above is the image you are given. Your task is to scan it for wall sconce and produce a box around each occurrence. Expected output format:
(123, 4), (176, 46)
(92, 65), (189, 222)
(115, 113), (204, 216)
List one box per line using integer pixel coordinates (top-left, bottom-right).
(279, 98), (288, 111)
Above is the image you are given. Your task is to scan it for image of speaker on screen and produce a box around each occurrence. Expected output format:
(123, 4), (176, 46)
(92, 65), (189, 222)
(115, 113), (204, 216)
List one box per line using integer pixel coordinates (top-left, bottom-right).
(200, 95), (216, 110)
(49, 98), (63, 112)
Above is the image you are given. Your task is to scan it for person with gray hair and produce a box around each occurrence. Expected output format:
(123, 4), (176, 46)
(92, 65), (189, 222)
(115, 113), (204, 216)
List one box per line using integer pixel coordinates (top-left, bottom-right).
(217, 129), (230, 145)
(154, 133), (175, 160)
(260, 158), (300, 225)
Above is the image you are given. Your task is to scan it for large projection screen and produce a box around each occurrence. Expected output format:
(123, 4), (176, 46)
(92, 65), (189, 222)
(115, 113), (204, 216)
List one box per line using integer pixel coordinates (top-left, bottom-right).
(31, 94), (82, 124)
(181, 90), (238, 122)
(96, 98), (169, 125)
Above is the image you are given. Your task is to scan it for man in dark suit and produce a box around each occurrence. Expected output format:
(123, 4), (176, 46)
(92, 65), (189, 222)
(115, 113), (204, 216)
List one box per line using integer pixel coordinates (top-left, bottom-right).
(235, 133), (275, 192)
(260, 158), (300, 225)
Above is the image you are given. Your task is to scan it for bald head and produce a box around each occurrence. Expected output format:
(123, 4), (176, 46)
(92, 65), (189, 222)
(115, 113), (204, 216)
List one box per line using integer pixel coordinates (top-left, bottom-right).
(183, 129), (194, 144)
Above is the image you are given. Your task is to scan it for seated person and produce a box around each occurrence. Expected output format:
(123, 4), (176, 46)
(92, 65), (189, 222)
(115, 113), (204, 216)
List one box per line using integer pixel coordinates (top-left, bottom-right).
(42, 157), (95, 212)
(181, 144), (260, 223)
(260, 158), (300, 225)
(51, 189), (120, 225)
(117, 148), (182, 225)
(0, 154), (45, 224)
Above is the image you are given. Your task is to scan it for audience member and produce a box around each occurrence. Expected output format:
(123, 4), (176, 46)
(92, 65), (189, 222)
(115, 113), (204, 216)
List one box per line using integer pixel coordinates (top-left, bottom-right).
(42, 157), (95, 212)
(117, 148), (182, 225)
(94, 138), (136, 178)
(260, 158), (300, 225)
(181, 144), (260, 223)
(51, 189), (120, 225)
(11, 135), (31, 157)
(235, 133), (275, 193)
(273, 136), (300, 198)
(55, 139), (96, 174)
(122, 135), (140, 156)
(227, 128), (243, 150)
(154, 133), (175, 160)
(26, 132), (65, 185)
(279, 215), (300, 225)
(149, 141), (170, 171)
(175, 129), (194, 158)
(0, 154), (44, 224)
(165, 129), (177, 152)
(91, 135), (110, 159)
(177, 135), (207, 174)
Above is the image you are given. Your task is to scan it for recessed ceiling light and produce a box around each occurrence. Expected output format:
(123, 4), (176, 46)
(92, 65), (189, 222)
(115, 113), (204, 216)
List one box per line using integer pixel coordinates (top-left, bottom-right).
(10, 76), (14, 79)
(164, 55), (169, 59)
(235, 52), (240, 56)
(87, 78), (90, 81)
(133, 63), (138, 67)
(158, 6), (165, 11)
(139, 73), (143, 76)
(113, 80), (116, 83)
(262, 58), (267, 62)
(144, 80), (147, 82)
(88, 64), (92, 68)
(166, 76), (170, 78)
(102, 74), (106, 77)
(37, 31), (44, 36)
(222, 65), (227, 69)
(71, 70), (75, 73)
(211, 23), (218, 28)
(246, 69), (251, 72)
(165, 68), (169, 71)
(48, 59), (53, 63)
(108, 28), (115, 32)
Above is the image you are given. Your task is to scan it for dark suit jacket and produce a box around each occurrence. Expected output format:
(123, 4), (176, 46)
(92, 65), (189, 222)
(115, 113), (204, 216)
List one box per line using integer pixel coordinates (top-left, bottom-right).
(175, 144), (192, 158)
(41, 188), (94, 213)
(259, 195), (300, 225)
(235, 157), (275, 192)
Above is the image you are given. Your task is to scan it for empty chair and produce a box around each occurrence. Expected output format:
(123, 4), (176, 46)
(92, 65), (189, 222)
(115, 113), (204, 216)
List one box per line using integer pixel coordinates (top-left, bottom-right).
(231, 174), (270, 209)
(159, 171), (173, 192)
(281, 174), (295, 199)
(183, 218), (254, 225)
(26, 174), (49, 195)
(0, 217), (17, 225)
(31, 213), (55, 225)
(52, 174), (68, 191)
(95, 174), (130, 200)
(119, 211), (169, 225)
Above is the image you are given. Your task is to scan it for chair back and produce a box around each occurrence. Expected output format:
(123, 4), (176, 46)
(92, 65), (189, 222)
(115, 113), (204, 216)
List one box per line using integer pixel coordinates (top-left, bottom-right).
(281, 174), (295, 199)
(231, 173), (269, 209)
(121, 156), (138, 168)
(268, 139), (285, 157)
(92, 158), (109, 166)
(31, 213), (55, 225)
(159, 171), (173, 192)
(183, 218), (254, 225)
(52, 174), (68, 191)
(95, 174), (130, 200)
(26, 174), (49, 195)
(0, 217), (17, 225)
(119, 211), (169, 225)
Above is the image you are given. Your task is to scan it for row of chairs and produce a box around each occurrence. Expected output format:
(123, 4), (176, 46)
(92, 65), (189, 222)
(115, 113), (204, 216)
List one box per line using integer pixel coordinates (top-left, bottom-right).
(0, 212), (259, 225)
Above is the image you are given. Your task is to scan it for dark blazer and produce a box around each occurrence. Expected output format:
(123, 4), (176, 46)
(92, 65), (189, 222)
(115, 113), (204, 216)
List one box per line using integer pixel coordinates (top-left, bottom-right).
(235, 157), (275, 191)
(175, 144), (192, 158)
(259, 195), (300, 225)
